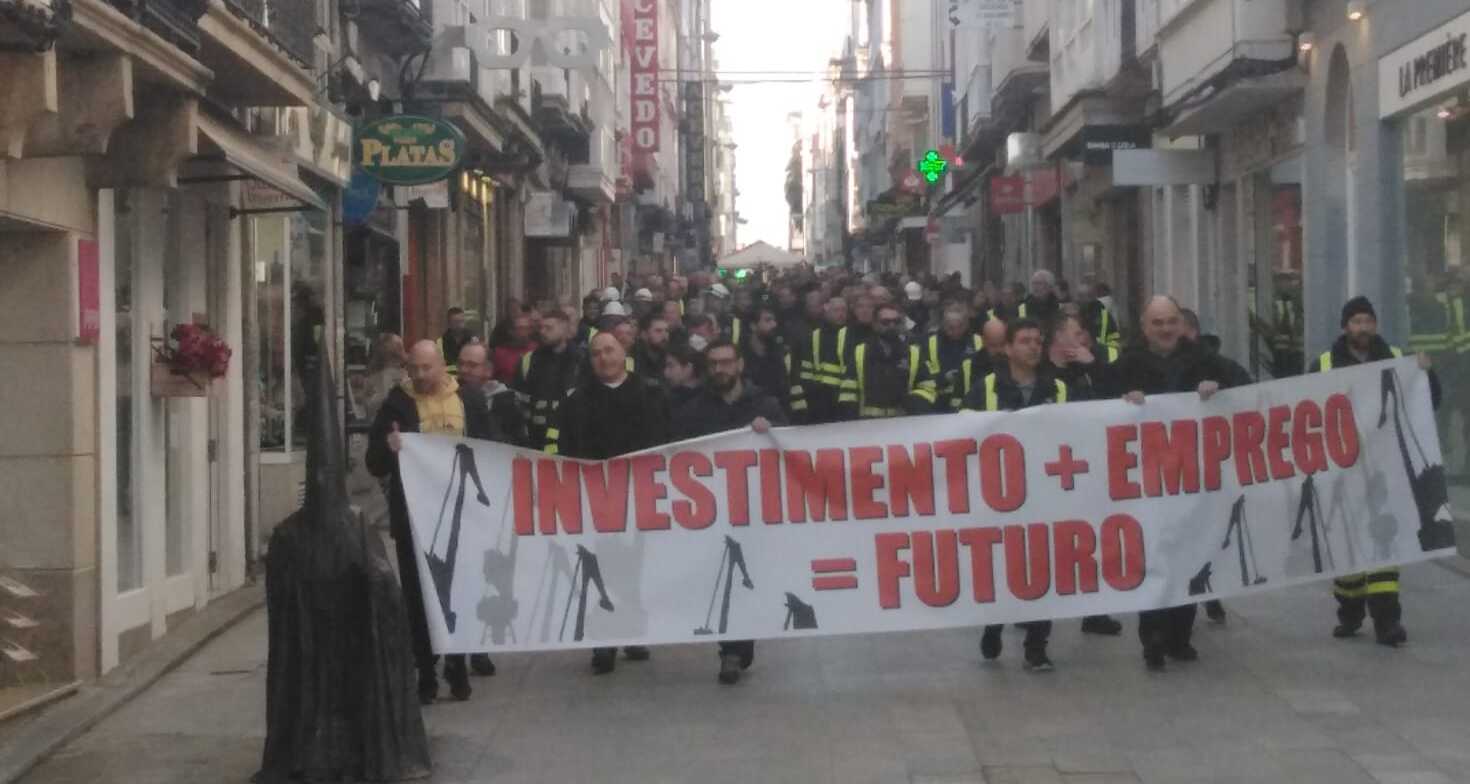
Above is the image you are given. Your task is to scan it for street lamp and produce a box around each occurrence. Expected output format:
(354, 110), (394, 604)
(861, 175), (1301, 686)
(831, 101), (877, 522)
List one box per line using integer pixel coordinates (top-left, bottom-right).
(1346, 0), (1367, 22)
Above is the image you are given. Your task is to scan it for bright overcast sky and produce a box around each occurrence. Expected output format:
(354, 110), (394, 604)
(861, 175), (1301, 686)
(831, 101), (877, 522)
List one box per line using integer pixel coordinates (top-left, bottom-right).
(712, 0), (847, 252)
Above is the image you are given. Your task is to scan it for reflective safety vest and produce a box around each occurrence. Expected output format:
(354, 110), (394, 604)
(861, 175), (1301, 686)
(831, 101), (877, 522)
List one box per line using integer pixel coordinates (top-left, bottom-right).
(802, 327), (857, 407)
(1451, 294), (1469, 354)
(783, 352), (809, 414)
(519, 351), (565, 435)
(1105, 345), (1120, 363)
(1272, 298), (1302, 351)
(854, 343), (936, 418)
(1097, 307), (1119, 349)
(1317, 345), (1401, 371)
(979, 373), (1067, 411)
(730, 317), (743, 346)
(1408, 293), (1455, 354)
(924, 333), (983, 409)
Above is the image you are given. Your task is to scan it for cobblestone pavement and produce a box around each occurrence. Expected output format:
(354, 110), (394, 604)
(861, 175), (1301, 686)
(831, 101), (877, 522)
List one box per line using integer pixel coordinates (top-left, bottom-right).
(16, 554), (1470, 784)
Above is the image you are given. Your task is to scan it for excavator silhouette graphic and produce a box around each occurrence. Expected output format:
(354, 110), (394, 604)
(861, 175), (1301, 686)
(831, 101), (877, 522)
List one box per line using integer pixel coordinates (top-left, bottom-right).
(559, 545), (614, 643)
(783, 593), (818, 630)
(1222, 494), (1268, 588)
(1379, 367), (1455, 551)
(426, 443), (489, 634)
(694, 536), (754, 636)
(477, 506), (519, 646)
(523, 542), (574, 644)
(1291, 473), (1338, 575)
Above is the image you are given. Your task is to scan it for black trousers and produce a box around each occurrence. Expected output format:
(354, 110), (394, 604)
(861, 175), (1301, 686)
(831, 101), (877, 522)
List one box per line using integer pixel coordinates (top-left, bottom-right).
(719, 639), (755, 665)
(1336, 593), (1402, 629)
(393, 532), (464, 676)
(985, 621), (1052, 652)
(1138, 604), (1196, 652)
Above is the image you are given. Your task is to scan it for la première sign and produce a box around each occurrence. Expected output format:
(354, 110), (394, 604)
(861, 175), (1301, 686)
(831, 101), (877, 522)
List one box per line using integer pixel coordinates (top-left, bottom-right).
(1379, 8), (1470, 118)
(355, 115), (466, 186)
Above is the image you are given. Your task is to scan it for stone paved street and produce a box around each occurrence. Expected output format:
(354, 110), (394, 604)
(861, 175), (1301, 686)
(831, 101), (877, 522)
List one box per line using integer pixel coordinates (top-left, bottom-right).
(14, 555), (1470, 784)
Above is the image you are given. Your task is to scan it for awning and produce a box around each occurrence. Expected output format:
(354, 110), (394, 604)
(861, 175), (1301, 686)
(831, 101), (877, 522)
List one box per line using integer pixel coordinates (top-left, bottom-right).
(188, 112), (328, 215)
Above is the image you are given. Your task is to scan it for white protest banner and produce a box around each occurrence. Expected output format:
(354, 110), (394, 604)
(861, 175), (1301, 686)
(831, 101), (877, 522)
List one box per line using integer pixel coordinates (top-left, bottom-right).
(397, 358), (1455, 654)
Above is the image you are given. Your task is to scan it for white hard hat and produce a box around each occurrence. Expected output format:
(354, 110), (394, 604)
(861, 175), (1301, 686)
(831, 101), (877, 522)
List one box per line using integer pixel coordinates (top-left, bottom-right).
(634, 288), (654, 301)
(603, 286), (621, 302)
(709, 283), (731, 298)
(602, 301), (628, 317)
(904, 281), (923, 301)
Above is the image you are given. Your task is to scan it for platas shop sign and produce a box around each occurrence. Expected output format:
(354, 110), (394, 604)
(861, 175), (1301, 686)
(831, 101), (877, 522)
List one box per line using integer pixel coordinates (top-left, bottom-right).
(355, 115), (466, 186)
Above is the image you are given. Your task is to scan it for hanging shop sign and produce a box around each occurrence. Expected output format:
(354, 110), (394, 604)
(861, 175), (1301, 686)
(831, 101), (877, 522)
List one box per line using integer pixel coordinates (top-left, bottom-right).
(990, 175), (1025, 215)
(355, 115), (466, 186)
(625, 0), (661, 163)
(917, 149), (949, 184)
(1079, 125), (1152, 166)
(525, 191), (575, 238)
(1380, 8), (1470, 119)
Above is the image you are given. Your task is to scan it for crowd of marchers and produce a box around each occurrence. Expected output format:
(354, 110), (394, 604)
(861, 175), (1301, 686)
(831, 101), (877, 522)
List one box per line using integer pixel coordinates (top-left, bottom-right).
(356, 264), (1443, 706)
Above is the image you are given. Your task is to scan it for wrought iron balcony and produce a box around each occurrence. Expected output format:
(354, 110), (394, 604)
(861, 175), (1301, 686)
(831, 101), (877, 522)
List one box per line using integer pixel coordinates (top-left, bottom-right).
(342, 0), (429, 57)
(223, 0), (314, 68)
(104, 0), (207, 55)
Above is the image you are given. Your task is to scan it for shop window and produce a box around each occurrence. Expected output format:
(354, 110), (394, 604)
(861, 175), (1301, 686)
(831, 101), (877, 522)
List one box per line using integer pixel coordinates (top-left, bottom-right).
(114, 198), (141, 593)
(253, 205), (330, 455)
(1400, 101), (1470, 479)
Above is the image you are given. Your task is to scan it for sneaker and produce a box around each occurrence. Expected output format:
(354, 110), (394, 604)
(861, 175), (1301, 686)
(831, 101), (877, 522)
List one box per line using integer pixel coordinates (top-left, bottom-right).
(1080, 615), (1123, 636)
(1166, 644), (1199, 662)
(1375, 625), (1408, 647)
(1332, 623), (1361, 639)
(417, 671), (438, 705)
(444, 659), (472, 701)
(591, 649), (616, 675)
(1144, 647), (1167, 671)
(980, 627), (1002, 660)
(1023, 651), (1054, 672)
(717, 653), (743, 685)
(623, 645), (652, 661)
(1205, 601), (1227, 624)
(470, 653), (496, 677)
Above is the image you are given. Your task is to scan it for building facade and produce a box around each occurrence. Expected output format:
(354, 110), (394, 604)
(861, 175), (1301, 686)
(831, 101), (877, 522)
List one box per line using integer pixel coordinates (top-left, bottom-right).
(0, 0), (373, 714)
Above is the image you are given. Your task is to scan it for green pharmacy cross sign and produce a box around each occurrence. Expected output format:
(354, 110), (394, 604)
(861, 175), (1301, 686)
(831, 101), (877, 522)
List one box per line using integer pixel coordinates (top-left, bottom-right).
(355, 115), (466, 186)
(917, 150), (948, 184)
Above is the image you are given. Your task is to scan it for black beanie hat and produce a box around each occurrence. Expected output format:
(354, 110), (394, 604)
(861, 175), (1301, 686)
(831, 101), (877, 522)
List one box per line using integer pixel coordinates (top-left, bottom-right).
(1341, 296), (1376, 327)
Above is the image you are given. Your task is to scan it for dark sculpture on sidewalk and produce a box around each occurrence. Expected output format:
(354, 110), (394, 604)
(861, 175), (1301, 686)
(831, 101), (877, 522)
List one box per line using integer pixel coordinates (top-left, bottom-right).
(255, 358), (432, 783)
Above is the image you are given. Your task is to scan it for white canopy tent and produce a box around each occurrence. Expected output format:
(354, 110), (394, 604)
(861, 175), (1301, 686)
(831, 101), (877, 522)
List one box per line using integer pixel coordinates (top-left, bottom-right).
(716, 241), (806, 271)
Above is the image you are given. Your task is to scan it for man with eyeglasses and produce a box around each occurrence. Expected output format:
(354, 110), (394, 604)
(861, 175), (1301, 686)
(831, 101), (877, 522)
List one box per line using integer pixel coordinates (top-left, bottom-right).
(672, 338), (787, 684)
(844, 302), (937, 420)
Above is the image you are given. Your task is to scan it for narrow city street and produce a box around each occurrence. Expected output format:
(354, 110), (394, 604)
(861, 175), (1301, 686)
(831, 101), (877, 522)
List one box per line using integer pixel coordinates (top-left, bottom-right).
(18, 559), (1470, 784)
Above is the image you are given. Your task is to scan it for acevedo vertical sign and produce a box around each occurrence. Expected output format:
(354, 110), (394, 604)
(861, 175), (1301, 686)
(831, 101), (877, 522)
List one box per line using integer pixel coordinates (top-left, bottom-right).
(627, 0), (660, 171)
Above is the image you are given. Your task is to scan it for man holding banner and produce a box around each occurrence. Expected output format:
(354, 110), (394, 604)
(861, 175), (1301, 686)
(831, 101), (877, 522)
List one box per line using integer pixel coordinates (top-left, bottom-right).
(547, 332), (669, 674)
(965, 318), (1071, 671)
(1309, 296), (1440, 648)
(366, 340), (495, 704)
(672, 338), (787, 684)
(1116, 296), (1246, 671)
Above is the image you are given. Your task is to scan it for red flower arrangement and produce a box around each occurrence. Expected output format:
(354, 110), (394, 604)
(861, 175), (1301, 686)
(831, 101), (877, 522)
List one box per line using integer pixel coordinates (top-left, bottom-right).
(155, 323), (233, 380)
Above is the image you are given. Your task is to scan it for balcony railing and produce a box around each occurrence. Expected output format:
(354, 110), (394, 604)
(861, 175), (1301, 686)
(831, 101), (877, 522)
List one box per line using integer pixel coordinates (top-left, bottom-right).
(224, 0), (314, 67)
(106, 0), (208, 55)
